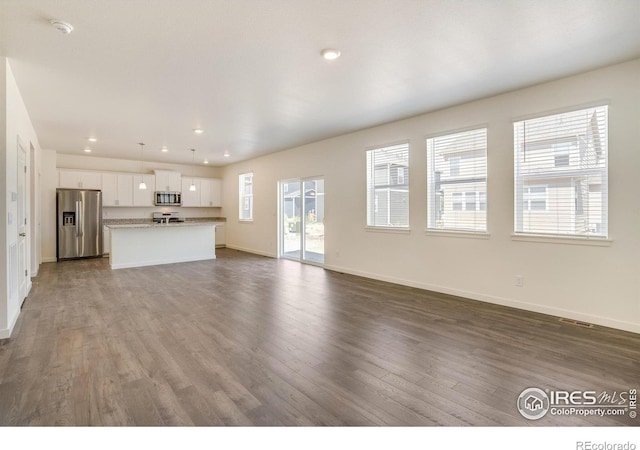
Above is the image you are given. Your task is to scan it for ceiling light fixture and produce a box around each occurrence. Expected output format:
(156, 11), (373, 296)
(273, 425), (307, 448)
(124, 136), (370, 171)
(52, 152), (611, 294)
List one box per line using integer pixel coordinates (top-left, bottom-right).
(50, 20), (74, 35)
(83, 148), (92, 153)
(190, 149), (197, 191)
(203, 160), (209, 164)
(193, 128), (204, 135)
(161, 146), (169, 153)
(321, 48), (341, 60)
(223, 149), (230, 158)
(88, 137), (97, 142)
(138, 143), (147, 190)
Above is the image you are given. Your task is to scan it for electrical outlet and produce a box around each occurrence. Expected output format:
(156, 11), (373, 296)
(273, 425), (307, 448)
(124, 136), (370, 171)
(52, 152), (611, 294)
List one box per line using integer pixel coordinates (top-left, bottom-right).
(515, 275), (524, 287)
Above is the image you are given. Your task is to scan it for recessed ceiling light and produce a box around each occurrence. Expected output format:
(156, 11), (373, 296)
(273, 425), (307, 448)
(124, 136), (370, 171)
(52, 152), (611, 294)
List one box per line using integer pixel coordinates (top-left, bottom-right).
(87, 137), (97, 142)
(193, 128), (204, 134)
(50, 20), (74, 35)
(161, 146), (169, 152)
(321, 48), (341, 60)
(223, 149), (230, 157)
(83, 148), (92, 153)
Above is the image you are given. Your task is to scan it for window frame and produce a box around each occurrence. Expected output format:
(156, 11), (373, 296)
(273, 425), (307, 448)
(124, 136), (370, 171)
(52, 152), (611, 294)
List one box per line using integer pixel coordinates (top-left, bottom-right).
(426, 126), (488, 234)
(365, 141), (410, 229)
(238, 172), (254, 222)
(513, 104), (609, 239)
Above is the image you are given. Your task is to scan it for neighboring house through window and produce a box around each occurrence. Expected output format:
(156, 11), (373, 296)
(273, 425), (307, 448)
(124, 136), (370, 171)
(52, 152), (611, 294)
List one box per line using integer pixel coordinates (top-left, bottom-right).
(427, 128), (487, 232)
(366, 142), (410, 228)
(514, 105), (608, 237)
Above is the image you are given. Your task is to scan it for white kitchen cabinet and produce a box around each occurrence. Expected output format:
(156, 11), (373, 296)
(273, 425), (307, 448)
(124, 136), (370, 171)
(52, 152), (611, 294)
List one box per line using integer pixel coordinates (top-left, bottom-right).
(133, 174), (155, 206)
(181, 178), (200, 207)
(215, 223), (225, 247)
(181, 177), (222, 207)
(101, 173), (118, 205)
(102, 173), (133, 206)
(201, 178), (222, 207)
(59, 169), (102, 189)
(103, 226), (110, 255)
(154, 170), (181, 191)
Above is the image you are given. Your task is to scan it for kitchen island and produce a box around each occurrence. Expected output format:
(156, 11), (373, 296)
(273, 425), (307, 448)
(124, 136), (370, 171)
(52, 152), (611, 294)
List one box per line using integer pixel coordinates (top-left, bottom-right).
(106, 222), (216, 269)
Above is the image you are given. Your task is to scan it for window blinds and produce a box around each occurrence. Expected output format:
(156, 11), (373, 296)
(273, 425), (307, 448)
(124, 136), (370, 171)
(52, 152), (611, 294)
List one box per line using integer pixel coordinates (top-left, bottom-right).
(239, 172), (253, 220)
(514, 105), (608, 237)
(366, 143), (410, 228)
(427, 128), (487, 232)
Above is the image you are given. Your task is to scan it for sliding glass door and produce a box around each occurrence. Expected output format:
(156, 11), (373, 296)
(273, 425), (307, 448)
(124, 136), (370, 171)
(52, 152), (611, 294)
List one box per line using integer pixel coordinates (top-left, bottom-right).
(279, 177), (324, 264)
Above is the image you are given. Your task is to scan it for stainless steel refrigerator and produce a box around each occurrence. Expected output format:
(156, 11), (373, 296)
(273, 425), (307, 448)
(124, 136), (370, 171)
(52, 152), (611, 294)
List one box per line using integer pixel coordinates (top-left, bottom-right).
(57, 189), (103, 261)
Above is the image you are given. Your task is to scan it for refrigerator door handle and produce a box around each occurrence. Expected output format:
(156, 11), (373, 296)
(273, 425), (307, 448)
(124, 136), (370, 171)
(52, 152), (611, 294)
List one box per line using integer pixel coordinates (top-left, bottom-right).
(76, 200), (83, 237)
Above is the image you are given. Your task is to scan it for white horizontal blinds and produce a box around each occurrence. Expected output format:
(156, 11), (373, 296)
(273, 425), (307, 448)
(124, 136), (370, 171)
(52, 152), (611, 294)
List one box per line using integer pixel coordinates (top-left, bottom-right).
(514, 105), (608, 237)
(239, 172), (253, 220)
(427, 128), (487, 232)
(366, 143), (410, 227)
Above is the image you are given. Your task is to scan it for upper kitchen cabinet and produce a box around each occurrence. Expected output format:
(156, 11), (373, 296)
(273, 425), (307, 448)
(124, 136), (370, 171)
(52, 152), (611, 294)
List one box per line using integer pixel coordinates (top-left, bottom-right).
(201, 178), (222, 207)
(102, 173), (133, 206)
(154, 170), (181, 192)
(181, 177), (200, 207)
(58, 169), (102, 190)
(133, 174), (155, 206)
(181, 177), (222, 207)
(102, 172), (154, 207)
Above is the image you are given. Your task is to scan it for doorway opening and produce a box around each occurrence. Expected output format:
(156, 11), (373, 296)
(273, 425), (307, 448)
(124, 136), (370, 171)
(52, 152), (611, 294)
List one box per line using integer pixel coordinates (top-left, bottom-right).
(279, 177), (324, 264)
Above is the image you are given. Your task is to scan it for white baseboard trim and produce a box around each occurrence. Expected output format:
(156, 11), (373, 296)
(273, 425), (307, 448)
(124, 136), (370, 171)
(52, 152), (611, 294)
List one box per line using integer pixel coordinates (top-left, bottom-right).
(225, 244), (277, 258)
(0, 308), (21, 339)
(41, 256), (56, 263)
(324, 264), (640, 335)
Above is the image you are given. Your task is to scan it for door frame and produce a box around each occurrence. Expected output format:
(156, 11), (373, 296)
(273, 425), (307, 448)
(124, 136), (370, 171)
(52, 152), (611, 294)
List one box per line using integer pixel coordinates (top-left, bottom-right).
(277, 176), (325, 266)
(17, 135), (30, 306)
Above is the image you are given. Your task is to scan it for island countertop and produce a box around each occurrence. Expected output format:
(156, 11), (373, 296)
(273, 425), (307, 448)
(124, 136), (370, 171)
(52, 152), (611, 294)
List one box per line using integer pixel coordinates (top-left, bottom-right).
(106, 221), (221, 229)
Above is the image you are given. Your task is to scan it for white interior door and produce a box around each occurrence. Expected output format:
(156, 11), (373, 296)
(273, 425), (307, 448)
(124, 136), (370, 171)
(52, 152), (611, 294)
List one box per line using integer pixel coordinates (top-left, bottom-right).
(17, 139), (28, 304)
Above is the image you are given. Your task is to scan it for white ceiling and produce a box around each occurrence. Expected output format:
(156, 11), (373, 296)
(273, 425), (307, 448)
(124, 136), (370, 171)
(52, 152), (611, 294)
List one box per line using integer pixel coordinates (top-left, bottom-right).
(1, 0), (639, 167)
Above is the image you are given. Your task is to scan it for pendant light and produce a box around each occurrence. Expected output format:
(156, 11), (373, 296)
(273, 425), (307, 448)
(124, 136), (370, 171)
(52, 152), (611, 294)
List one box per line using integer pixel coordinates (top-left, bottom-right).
(189, 149), (196, 191)
(138, 142), (147, 190)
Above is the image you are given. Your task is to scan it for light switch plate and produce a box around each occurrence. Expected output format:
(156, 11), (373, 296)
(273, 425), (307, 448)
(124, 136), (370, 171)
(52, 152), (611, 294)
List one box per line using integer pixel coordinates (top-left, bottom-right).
(10, 191), (17, 201)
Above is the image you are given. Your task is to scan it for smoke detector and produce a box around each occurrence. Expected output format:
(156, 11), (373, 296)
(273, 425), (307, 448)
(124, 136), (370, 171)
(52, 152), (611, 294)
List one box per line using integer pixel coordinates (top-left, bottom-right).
(50, 20), (74, 35)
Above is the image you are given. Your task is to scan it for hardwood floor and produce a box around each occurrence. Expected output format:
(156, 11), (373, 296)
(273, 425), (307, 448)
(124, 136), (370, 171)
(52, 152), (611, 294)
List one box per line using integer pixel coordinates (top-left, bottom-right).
(1, 248), (638, 426)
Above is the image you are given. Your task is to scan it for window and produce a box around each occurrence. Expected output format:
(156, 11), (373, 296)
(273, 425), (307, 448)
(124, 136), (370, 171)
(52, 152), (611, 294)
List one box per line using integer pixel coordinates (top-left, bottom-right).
(514, 105), (608, 237)
(427, 128), (487, 232)
(450, 157), (460, 176)
(523, 185), (547, 211)
(366, 142), (409, 228)
(452, 193), (463, 211)
(239, 172), (253, 221)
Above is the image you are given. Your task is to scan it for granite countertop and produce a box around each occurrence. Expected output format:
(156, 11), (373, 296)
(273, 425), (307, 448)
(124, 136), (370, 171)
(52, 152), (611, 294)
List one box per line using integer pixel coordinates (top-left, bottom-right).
(106, 221), (221, 229)
(103, 217), (226, 226)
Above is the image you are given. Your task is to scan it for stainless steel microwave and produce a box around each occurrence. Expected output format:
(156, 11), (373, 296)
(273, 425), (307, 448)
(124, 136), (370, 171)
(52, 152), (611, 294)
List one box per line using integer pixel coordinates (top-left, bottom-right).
(154, 191), (182, 206)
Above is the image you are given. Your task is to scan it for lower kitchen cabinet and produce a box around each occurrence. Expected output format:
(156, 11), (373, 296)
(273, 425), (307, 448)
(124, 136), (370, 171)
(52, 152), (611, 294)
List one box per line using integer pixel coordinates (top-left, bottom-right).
(215, 223), (225, 248)
(103, 226), (110, 255)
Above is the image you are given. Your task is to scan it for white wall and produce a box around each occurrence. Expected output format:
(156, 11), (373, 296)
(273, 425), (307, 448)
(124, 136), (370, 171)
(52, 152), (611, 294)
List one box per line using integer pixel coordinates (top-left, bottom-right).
(1, 59), (42, 338)
(40, 149), (58, 264)
(222, 59), (640, 334)
(0, 58), (7, 336)
(39, 153), (226, 262)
